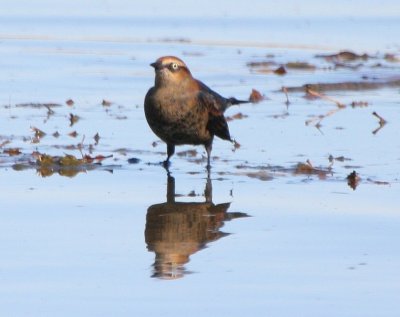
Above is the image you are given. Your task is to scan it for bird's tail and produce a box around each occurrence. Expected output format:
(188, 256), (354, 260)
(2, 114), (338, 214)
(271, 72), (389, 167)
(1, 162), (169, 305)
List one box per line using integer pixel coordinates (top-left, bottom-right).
(227, 97), (249, 105)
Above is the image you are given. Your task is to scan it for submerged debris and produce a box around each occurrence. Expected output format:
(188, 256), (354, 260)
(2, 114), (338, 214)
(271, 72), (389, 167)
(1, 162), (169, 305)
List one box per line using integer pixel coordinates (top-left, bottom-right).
(367, 178), (390, 186)
(16, 103), (62, 109)
(226, 112), (248, 121)
(247, 60), (316, 74)
(3, 148), (21, 156)
(384, 53), (400, 63)
(246, 171), (273, 181)
(247, 61), (276, 68)
(35, 153), (113, 177)
(316, 51), (371, 62)
(285, 79), (400, 93)
(294, 160), (331, 179)
(177, 149), (198, 157)
(246, 60), (276, 73)
(6, 151), (115, 178)
(328, 155), (352, 163)
(351, 101), (369, 108)
(285, 62), (316, 70)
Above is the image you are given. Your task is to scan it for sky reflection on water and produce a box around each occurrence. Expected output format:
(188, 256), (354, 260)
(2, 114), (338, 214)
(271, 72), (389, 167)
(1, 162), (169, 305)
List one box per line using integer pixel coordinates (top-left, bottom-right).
(0, 1), (400, 316)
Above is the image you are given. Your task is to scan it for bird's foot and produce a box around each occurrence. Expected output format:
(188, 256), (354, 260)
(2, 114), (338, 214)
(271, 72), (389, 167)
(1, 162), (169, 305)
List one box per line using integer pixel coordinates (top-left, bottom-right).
(162, 159), (171, 169)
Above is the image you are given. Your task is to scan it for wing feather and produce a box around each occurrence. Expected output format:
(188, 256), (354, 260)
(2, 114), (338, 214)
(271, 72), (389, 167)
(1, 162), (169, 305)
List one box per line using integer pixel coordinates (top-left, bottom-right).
(197, 91), (232, 141)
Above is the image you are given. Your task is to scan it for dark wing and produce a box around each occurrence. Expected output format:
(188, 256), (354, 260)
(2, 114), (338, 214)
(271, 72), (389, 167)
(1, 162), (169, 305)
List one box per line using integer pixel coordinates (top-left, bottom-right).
(197, 90), (232, 141)
(196, 80), (249, 112)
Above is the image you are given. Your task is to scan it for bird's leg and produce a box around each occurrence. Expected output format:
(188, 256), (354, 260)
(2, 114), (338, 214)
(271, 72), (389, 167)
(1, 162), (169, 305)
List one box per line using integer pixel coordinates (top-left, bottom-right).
(166, 174), (175, 203)
(204, 174), (212, 203)
(163, 143), (175, 169)
(204, 140), (213, 171)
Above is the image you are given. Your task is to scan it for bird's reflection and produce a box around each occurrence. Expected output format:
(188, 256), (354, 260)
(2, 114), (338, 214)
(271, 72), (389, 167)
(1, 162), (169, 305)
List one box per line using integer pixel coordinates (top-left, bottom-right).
(145, 175), (248, 280)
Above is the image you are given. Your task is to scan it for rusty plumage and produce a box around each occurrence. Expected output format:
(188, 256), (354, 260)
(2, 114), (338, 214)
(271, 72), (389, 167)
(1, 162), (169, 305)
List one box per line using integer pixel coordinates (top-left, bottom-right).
(144, 56), (247, 169)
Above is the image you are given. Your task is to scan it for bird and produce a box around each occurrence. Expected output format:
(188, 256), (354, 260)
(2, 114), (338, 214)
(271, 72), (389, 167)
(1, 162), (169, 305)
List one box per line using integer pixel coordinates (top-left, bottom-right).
(144, 56), (248, 169)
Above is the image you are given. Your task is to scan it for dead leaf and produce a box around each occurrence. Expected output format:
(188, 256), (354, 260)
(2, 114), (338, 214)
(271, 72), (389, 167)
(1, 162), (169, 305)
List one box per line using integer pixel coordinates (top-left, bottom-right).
(94, 133), (100, 145)
(295, 161), (314, 174)
(249, 89), (264, 103)
(102, 99), (112, 107)
(347, 170), (361, 190)
(3, 148), (21, 156)
(92, 154), (113, 162)
(37, 153), (55, 165)
(274, 66), (287, 75)
(69, 113), (80, 127)
(31, 126), (46, 138)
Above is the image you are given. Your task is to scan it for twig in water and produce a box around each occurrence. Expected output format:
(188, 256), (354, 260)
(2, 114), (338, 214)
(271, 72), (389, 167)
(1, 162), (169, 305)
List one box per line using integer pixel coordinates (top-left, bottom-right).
(306, 87), (346, 108)
(282, 86), (290, 106)
(304, 88), (346, 127)
(372, 111), (387, 125)
(305, 107), (343, 127)
(372, 111), (387, 134)
(78, 135), (86, 153)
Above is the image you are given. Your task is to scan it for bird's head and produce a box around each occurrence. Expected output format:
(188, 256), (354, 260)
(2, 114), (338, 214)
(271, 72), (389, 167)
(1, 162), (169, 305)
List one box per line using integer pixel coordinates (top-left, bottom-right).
(150, 56), (192, 87)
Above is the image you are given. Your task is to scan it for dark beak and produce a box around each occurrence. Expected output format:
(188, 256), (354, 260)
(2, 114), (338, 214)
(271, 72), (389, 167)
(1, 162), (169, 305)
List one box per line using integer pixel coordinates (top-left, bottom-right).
(150, 61), (161, 70)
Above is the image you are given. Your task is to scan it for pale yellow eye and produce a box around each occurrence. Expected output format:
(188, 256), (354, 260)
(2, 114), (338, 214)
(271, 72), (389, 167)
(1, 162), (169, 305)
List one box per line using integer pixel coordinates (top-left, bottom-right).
(171, 63), (179, 70)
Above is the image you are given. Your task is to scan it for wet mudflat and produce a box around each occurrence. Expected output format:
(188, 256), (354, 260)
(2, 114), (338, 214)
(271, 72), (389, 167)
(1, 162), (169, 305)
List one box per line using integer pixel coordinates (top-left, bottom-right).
(1, 6), (400, 317)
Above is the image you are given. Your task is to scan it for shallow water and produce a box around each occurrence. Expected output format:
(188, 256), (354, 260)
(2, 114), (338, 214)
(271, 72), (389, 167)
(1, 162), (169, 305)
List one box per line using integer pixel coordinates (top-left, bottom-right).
(1, 3), (400, 316)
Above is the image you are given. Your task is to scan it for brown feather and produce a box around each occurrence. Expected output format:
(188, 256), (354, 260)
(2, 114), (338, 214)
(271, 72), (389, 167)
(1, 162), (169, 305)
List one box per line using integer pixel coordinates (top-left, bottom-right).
(145, 56), (244, 167)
